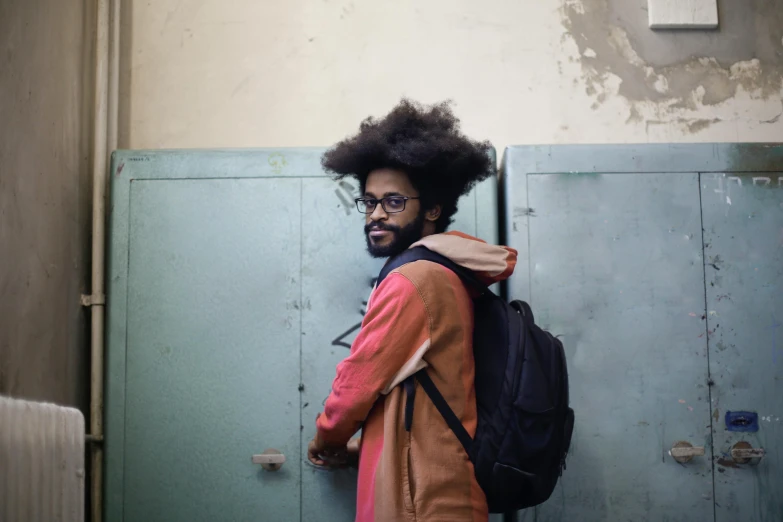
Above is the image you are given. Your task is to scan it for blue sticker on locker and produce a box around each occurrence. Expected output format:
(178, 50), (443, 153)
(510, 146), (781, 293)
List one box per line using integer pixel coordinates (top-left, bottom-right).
(725, 411), (759, 432)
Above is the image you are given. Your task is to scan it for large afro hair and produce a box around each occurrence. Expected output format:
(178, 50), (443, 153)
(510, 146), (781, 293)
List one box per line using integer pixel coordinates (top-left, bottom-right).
(320, 99), (494, 233)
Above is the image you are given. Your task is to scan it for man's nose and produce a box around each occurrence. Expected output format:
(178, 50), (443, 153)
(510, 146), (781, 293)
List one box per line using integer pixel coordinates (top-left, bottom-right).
(369, 204), (388, 221)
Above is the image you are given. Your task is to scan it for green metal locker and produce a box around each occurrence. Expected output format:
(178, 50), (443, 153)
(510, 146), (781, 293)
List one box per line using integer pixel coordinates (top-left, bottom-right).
(502, 143), (782, 522)
(104, 148), (502, 521)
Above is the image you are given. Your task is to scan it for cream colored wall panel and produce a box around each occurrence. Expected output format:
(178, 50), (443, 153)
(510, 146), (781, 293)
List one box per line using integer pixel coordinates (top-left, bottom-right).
(121, 0), (783, 155)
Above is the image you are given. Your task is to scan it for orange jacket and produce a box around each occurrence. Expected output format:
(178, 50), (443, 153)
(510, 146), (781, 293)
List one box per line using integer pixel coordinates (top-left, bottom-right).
(317, 231), (517, 522)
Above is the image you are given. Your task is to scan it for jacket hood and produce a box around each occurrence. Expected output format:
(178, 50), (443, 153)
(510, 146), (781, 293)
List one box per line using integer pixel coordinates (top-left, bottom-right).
(410, 231), (517, 285)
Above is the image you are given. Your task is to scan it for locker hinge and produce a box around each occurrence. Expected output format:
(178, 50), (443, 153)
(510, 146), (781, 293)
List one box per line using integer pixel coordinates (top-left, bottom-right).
(80, 294), (106, 307)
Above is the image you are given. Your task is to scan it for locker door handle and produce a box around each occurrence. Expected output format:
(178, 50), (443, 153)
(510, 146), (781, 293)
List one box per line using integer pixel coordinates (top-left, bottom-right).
(730, 442), (765, 464)
(252, 449), (286, 471)
(670, 441), (705, 463)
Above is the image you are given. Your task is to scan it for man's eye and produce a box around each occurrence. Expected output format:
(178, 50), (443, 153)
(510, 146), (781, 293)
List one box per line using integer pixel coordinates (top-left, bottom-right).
(386, 198), (404, 209)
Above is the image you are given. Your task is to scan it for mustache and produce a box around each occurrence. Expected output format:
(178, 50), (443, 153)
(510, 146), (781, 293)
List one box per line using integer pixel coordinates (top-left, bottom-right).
(364, 222), (399, 234)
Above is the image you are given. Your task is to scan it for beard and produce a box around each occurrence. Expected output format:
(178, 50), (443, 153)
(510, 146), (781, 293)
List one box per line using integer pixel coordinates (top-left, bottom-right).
(364, 212), (425, 259)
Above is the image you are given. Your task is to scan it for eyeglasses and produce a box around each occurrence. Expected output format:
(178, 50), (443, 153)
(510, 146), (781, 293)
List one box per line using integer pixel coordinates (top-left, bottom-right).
(354, 196), (420, 214)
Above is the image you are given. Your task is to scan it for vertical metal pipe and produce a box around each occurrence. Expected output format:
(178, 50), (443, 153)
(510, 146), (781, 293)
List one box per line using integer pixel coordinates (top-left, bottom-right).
(108, 0), (120, 153)
(90, 0), (110, 520)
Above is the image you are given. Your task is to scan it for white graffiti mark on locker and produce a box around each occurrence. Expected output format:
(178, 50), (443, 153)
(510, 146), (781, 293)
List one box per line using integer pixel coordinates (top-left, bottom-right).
(715, 176), (783, 204)
(726, 177), (742, 206)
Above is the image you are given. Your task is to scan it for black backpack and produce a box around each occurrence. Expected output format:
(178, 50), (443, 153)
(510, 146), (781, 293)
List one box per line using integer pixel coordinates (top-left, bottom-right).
(376, 246), (575, 514)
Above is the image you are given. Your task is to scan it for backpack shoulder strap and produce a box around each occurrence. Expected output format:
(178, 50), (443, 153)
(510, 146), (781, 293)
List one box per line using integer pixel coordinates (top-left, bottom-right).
(415, 370), (473, 458)
(376, 246), (488, 294)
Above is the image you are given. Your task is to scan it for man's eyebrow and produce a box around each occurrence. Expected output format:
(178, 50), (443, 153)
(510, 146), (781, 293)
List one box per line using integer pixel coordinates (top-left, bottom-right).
(363, 191), (404, 198)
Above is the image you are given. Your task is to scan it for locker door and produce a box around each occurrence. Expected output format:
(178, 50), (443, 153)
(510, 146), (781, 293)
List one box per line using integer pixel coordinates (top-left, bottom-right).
(503, 148), (715, 522)
(106, 148), (502, 522)
(121, 178), (302, 521)
(701, 173), (783, 521)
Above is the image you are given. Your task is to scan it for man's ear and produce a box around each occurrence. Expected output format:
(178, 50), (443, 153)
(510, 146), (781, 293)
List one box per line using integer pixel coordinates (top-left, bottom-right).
(425, 205), (442, 222)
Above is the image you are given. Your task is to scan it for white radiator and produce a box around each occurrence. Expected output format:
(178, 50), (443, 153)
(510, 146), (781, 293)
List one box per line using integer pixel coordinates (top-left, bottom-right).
(0, 395), (85, 522)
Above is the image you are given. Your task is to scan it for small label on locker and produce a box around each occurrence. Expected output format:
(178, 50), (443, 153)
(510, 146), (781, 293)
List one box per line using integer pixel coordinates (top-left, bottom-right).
(725, 411), (759, 433)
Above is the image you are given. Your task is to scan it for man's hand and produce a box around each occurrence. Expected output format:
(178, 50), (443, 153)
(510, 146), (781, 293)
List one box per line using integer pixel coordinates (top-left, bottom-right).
(307, 433), (361, 468)
(307, 433), (346, 467)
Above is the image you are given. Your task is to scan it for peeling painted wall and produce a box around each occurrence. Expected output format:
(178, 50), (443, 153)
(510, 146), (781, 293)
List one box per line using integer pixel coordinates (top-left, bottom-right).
(561, 0), (783, 135)
(0, 0), (93, 412)
(122, 0), (783, 151)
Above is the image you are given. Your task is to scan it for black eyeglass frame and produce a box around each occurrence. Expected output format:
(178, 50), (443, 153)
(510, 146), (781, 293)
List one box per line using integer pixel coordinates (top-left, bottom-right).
(354, 196), (420, 214)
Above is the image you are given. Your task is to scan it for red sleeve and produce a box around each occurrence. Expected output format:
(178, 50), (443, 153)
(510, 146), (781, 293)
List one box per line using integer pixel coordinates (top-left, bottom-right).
(315, 272), (430, 446)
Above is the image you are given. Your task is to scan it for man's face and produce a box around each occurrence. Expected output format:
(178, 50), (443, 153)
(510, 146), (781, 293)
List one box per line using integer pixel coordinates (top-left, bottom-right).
(361, 168), (426, 259)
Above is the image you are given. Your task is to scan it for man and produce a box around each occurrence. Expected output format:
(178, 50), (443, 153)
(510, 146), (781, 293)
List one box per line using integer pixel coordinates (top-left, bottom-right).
(308, 99), (517, 522)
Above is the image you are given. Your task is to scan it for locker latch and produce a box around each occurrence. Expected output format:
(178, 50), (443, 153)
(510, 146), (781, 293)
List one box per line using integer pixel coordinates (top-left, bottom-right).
(669, 441), (705, 463)
(252, 449), (286, 471)
(730, 441), (765, 464)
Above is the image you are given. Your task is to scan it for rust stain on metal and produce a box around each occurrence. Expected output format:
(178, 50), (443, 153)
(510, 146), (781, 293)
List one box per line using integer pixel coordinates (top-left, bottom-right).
(716, 458), (740, 469)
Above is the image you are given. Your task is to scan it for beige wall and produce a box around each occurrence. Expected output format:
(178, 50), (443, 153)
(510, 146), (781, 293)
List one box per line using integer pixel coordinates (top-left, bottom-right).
(121, 0), (783, 151)
(0, 0), (94, 412)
